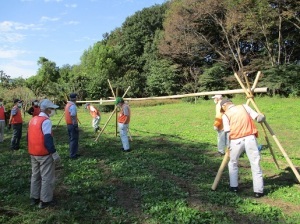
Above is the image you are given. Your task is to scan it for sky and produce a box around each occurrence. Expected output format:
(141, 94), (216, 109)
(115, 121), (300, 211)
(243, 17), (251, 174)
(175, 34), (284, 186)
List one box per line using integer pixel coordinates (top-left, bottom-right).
(0, 0), (166, 79)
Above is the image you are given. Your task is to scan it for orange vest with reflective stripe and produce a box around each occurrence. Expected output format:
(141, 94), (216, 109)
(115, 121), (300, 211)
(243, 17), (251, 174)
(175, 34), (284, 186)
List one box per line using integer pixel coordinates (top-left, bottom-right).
(32, 107), (41, 117)
(64, 102), (77, 124)
(28, 116), (50, 156)
(11, 106), (23, 124)
(0, 107), (5, 120)
(224, 105), (258, 140)
(118, 104), (130, 124)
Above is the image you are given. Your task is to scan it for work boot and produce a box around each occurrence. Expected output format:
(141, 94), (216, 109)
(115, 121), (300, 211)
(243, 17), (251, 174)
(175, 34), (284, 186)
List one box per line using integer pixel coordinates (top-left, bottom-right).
(38, 201), (55, 209)
(229, 187), (239, 193)
(30, 198), (40, 206)
(254, 192), (264, 198)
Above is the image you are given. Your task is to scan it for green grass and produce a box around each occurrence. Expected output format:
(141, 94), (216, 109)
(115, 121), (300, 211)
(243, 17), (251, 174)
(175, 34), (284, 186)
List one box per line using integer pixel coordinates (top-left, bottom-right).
(1, 97), (300, 223)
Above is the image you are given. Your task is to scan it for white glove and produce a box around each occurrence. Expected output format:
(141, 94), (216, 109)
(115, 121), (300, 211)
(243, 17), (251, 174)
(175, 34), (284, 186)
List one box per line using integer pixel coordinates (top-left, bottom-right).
(213, 126), (218, 131)
(256, 114), (266, 123)
(52, 152), (61, 163)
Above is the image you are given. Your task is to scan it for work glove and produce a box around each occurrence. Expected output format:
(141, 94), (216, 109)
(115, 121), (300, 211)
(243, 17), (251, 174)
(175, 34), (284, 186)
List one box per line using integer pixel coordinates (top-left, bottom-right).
(52, 152), (61, 163)
(256, 114), (266, 123)
(213, 126), (218, 131)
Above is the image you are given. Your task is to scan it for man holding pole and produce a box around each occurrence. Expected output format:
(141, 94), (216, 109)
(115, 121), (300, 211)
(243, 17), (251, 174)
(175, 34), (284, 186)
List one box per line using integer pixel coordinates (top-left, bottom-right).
(220, 98), (265, 198)
(212, 95), (227, 155)
(85, 103), (101, 133)
(65, 93), (80, 159)
(115, 97), (131, 152)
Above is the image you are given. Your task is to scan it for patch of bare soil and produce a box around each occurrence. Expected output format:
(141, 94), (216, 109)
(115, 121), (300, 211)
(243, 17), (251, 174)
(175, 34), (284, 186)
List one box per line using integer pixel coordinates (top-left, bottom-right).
(115, 184), (143, 215)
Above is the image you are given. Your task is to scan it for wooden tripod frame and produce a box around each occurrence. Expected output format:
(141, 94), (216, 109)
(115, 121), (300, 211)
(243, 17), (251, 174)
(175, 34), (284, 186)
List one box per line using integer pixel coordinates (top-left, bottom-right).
(211, 71), (300, 191)
(94, 80), (131, 142)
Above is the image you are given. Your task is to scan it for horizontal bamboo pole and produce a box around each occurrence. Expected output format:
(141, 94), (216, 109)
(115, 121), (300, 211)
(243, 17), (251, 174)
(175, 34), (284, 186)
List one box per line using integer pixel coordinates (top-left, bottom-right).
(77, 87), (268, 105)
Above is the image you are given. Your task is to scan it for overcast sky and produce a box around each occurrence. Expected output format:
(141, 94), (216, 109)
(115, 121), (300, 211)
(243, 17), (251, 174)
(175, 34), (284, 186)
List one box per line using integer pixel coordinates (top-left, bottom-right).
(0, 0), (166, 79)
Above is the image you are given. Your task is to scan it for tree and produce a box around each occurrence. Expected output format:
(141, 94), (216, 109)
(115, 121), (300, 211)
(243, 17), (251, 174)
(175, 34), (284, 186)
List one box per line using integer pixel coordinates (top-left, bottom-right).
(146, 59), (180, 96)
(26, 57), (60, 97)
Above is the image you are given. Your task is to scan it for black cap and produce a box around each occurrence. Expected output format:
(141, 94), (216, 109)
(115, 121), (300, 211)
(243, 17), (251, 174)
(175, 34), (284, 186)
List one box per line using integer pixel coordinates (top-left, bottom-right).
(14, 99), (22, 104)
(220, 99), (232, 107)
(220, 99), (232, 112)
(69, 93), (77, 99)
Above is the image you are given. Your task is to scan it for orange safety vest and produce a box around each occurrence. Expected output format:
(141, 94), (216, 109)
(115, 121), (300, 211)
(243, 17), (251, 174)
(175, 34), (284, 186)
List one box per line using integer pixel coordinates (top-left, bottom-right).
(0, 107), (5, 120)
(32, 107), (41, 117)
(64, 102), (77, 125)
(11, 106), (23, 124)
(28, 116), (50, 156)
(118, 104), (130, 124)
(90, 107), (100, 118)
(224, 105), (258, 140)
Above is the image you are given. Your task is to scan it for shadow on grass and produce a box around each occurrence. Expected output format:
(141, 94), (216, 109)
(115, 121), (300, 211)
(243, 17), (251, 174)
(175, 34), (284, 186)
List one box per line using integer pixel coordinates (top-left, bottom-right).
(0, 125), (298, 223)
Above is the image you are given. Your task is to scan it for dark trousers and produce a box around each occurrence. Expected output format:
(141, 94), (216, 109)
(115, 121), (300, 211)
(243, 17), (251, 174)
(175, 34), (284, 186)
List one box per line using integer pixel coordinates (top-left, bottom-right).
(67, 124), (79, 158)
(11, 123), (22, 150)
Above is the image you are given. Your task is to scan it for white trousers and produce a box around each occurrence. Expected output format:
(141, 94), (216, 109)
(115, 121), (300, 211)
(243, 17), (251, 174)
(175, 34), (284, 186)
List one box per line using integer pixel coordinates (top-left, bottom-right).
(228, 135), (264, 193)
(118, 123), (130, 150)
(92, 116), (100, 129)
(217, 130), (228, 154)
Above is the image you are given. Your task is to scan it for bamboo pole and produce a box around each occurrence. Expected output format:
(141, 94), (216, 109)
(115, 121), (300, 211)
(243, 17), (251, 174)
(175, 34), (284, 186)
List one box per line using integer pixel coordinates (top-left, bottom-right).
(234, 72), (300, 183)
(94, 107), (117, 142)
(76, 87), (267, 105)
(244, 73), (279, 169)
(94, 85), (131, 141)
(55, 111), (65, 129)
(211, 149), (230, 190)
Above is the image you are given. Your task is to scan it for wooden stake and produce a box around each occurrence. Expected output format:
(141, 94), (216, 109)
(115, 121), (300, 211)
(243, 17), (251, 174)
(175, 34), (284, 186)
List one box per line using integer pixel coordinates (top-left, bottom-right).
(211, 149), (230, 190)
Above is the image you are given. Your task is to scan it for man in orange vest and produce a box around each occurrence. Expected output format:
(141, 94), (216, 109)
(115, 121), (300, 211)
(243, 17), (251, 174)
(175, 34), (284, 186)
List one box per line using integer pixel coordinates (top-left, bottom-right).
(220, 99), (265, 198)
(9, 99), (23, 150)
(28, 99), (60, 209)
(0, 98), (6, 142)
(65, 93), (80, 159)
(85, 103), (101, 133)
(115, 97), (131, 152)
(212, 94), (227, 155)
(27, 100), (41, 117)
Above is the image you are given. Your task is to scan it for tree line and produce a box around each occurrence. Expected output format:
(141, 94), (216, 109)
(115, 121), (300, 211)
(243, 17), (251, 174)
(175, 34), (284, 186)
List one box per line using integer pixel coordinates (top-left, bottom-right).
(1, 0), (300, 104)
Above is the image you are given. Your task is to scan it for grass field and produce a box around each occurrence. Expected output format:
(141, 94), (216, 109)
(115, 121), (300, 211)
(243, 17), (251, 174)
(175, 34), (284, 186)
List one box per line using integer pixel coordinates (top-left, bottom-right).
(1, 97), (300, 223)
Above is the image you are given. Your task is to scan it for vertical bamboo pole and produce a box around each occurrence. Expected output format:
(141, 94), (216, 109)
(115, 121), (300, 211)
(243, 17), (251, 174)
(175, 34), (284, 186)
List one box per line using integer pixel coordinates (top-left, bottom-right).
(244, 72), (279, 169)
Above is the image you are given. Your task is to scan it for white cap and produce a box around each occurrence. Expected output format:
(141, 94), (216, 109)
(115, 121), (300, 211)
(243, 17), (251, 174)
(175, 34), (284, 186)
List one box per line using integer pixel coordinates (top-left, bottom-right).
(39, 99), (59, 110)
(212, 94), (223, 99)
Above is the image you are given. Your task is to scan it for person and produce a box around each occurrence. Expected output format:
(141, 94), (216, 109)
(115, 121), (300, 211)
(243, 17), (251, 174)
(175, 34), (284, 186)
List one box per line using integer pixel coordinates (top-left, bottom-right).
(85, 103), (101, 133)
(65, 93), (80, 159)
(9, 99), (23, 150)
(27, 99), (60, 209)
(212, 94), (227, 155)
(0, 98), (6, 142)
(220, 98), (266, 198)
(115, 97), (131, 152)
(27, 100), (41, 117)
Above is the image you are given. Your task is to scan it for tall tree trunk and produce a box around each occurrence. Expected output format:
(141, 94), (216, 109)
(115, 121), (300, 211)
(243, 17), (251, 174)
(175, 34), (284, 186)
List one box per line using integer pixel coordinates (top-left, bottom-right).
(277, 1), (283, 65)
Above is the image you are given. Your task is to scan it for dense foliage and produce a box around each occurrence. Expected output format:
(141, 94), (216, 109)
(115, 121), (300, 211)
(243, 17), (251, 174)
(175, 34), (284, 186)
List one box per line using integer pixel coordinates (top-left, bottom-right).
(1, 0), (299, 102)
